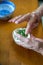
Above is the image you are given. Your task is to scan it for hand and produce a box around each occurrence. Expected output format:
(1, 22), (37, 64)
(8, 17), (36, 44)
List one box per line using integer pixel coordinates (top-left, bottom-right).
(8, 6), (43, 55)
(14, 32), (43, 55)
(8, 12), (41, 34)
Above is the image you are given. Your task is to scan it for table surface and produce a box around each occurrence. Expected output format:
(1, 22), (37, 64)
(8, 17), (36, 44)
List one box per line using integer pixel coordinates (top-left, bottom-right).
(0, 0), (43, 65)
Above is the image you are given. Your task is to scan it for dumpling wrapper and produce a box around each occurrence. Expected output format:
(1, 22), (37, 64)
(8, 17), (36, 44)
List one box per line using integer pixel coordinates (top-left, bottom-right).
(12, 28), (31, 48)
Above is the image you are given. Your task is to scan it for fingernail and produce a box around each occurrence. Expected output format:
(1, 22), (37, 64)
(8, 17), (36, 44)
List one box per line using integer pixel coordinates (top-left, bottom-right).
(15, 21), (18, 24)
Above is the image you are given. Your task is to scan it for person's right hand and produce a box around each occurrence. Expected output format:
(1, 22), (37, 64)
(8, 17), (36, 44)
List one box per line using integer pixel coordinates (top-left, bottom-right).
(8, 12), (41, 34)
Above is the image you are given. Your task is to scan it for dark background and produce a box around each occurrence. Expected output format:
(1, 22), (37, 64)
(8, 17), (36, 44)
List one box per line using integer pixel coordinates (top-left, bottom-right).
(39, 0), (43, 1)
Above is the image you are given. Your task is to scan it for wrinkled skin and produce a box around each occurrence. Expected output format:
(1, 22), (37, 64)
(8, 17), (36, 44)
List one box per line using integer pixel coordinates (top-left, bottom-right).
(8, 12), (43, 55)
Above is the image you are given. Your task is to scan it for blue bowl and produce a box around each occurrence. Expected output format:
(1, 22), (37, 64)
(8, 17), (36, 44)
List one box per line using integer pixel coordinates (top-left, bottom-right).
(0, 1), (16, 20)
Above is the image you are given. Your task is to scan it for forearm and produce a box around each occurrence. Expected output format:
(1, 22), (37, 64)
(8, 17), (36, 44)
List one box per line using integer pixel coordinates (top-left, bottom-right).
(35, 4), (43, 17)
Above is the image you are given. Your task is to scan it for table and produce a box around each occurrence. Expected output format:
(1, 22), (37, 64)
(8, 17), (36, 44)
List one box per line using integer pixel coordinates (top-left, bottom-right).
(0, 0), (43, 65)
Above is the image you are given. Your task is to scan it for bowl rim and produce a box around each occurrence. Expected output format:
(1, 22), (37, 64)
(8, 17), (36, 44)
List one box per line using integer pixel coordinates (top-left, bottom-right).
(0, 1), (16, 18)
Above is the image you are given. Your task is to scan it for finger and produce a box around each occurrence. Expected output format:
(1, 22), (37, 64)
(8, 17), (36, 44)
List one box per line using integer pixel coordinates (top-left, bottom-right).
(8, 15), (22, 22)
(15, 13), (31, 24)
(25, 14), (37, 34)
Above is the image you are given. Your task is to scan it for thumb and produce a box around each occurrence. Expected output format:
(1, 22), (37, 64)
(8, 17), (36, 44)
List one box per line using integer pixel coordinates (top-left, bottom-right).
(35, 38), (43, 43)
(30, 34), (43, 43)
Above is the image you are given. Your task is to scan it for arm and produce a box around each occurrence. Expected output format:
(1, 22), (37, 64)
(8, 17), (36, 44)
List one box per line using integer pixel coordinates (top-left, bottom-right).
(34, 4), (43, 18)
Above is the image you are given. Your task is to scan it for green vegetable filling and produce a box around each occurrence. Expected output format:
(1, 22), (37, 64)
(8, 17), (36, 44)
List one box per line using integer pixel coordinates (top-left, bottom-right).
(17, 29), (28, 37)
